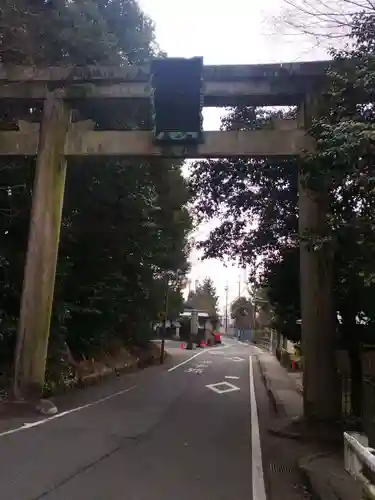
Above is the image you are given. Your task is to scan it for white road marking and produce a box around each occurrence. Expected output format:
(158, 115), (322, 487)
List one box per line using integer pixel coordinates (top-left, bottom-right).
(184, 367), (204, 374)
(168, 350), (206, 372)
(225, 376), (240, 380)
(206, 381), (240, 394)
(0, 385), (137, 439)
(249, 355), (267, 500)
(225, 356), (245, 362)
(0, 343), (233, 437)
(167, 345), (229, 372)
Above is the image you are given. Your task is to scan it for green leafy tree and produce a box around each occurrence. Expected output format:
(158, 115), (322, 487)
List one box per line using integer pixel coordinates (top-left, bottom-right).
(0, 1), (192, 385)
(186, 277), (219, 319)
(261, 247), (301, 343)
(190, 14), (375, 421)
(302, 12), (375, 419)
(190, 107), (298, 266)
(231, 296), (254, 329)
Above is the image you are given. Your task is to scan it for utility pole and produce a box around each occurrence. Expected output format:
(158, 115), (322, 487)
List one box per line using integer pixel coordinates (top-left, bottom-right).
(238, 276), (241, 298)
(224, 284), (229, 335)
(160, 274), (169, 364)
(253, 298), (256, 332)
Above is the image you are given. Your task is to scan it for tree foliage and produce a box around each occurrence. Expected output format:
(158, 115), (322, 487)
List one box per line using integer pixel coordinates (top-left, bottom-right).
(190, 108), (298, 265)
(230, 296), (254, 328)
(186, 277), (219, 318)
(261, 247), (301, 342)
(190, 13), (375, 346)
(0, 1), (191, 374)
(189, 108), (299, 338)
(190, 12), (375, 418)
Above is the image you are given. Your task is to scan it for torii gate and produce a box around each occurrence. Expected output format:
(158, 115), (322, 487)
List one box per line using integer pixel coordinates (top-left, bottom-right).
(0, 58), (335, 416)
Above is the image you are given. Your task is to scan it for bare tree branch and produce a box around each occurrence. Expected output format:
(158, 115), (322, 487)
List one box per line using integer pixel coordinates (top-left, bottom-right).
(267, 0), (375, 49)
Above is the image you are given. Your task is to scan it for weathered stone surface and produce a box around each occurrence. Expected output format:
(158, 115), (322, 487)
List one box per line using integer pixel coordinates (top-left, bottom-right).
(0, 60), (330, 82)
(0, 60), (331, 106)
(0, 129), (314, 157)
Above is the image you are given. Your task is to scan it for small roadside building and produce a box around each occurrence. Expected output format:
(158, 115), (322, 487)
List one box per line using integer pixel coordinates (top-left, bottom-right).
(179, 309), (216, 343)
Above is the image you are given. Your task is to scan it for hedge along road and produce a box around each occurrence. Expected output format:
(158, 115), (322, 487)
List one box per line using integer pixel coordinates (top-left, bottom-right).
(0, 340), (267, 500)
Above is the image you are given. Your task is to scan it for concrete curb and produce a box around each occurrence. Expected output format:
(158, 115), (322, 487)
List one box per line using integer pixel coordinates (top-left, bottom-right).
(299, 453), (336, 500)
(268, 420), (306, 441)
(256, 354), (287, 418)
(299, 452), (362, 500)
(0, 398), (59, 417)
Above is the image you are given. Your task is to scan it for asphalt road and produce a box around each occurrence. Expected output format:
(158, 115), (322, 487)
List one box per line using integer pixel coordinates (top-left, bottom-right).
(0, 338), (268, 500)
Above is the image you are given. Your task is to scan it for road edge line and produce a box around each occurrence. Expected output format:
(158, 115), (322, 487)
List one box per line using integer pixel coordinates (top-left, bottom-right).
(0, 385), (137, 439)
(167, 350), (206, 372)
(249, 355), (267, 500)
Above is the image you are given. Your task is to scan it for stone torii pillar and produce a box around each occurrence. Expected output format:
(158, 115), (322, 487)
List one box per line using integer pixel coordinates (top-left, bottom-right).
(13, 92), (71, 401)
(0, 59), (331, 411)
(297, 97), (340, 422)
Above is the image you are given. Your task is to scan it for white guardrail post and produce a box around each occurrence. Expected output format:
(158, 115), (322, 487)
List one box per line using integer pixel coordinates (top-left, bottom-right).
(344, 431), (375, 499)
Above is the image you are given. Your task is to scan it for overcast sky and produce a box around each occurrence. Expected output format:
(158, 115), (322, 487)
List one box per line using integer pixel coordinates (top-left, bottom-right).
(138, 0), (327, 314)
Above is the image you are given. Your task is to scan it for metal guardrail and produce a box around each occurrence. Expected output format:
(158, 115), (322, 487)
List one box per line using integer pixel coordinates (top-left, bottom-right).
(344, 432), (375, 499)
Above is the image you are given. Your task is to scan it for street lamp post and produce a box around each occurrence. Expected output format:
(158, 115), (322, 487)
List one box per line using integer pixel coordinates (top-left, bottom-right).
(224, 284), (229, 335)
(160, 274), (170, 364)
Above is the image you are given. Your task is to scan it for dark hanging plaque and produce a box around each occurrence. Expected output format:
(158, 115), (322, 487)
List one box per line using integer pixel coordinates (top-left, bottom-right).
(150, 57), (204, 144)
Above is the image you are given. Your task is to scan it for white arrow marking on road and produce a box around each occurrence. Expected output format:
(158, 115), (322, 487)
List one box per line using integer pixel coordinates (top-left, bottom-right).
(225, 376), (240, 380)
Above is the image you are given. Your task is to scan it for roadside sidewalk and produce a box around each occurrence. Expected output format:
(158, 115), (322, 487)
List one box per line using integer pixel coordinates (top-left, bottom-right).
(256, 350), (361, 500)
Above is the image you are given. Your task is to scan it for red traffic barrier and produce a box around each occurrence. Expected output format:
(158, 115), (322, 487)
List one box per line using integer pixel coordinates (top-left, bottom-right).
(180, 343), (185, 349)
